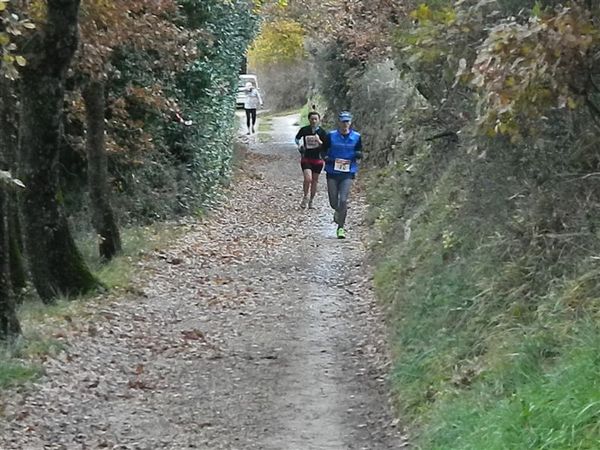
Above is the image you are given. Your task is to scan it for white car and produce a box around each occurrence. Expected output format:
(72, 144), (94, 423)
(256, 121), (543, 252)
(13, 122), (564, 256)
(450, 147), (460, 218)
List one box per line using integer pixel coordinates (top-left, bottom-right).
(236, 74), (259, 108)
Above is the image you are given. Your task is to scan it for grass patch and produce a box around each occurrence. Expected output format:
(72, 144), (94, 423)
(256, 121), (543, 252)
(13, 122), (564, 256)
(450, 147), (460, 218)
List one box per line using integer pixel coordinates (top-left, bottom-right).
(77, 221), (184, 290)
(0, 329), (62, 389)
(261, 106), (305, 119)
(422, 328), (600, 450)
(257, 117), (274, 133)
(0, 337), (46, 389)
(94, 256), (134, 291)
(368, 154), (600, 449)
(257, 116), (274, 143)
(0, 361), (40, 389)
(257, 133), (273, 143)
(18, 298), (77, 323)
(20, 334), (66, 359)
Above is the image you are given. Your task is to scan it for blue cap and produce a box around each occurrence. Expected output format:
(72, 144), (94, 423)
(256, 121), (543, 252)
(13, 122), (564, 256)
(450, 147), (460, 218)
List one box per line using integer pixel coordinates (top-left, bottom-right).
(338, 111), (352, 122)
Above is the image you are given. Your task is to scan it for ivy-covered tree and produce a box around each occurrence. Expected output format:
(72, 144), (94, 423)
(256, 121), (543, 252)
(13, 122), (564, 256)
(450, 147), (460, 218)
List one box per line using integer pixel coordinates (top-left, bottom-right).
(176, 0), (259, 197)
(0, 0), (24, 338)
(18, 0), (99, 302)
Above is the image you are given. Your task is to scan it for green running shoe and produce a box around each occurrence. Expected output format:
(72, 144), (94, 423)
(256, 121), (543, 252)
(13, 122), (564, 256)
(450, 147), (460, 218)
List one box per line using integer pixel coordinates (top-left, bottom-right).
(336, 227), (346, 239)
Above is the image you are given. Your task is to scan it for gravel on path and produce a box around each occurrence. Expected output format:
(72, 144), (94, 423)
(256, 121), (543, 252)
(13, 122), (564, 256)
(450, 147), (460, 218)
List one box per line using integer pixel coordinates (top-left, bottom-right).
(0, 113), (407, 450)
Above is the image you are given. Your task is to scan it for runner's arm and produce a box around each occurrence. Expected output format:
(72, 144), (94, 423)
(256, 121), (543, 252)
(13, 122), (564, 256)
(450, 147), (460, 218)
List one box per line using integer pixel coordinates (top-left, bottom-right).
(320, 131), (331, 160)
(354, 136), (363, 160)
(295, 128), (304, 152)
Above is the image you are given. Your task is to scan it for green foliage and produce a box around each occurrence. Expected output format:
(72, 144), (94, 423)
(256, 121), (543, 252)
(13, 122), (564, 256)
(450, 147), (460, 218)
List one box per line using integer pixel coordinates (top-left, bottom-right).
(395, 1), (459, 66)
(248, 18), (309, 111)
(253, 0), (288, 9)
(152, 0), (257, 209)
(62, 0), (259, 223)
(298, 103), (309, 127)
(368, 134), (600, 448)
(249, 19), (305, 65)
(394, 1), (600, 142)
(305, 0), (600, 448)
(0, 1), (34, 80)
(472, 5), (599, 140)
(398, 1), (600, 140)
(314, 41), (358, 114)
(331, 44), (600, 449)
(395, 0), (493, 94)
(409, 3), (456, 24)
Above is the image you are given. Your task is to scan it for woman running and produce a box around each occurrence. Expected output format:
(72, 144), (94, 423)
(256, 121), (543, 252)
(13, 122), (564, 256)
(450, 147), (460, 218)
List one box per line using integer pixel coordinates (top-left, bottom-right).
(295, 111), (328, 209)
(243, 82), (263, 135)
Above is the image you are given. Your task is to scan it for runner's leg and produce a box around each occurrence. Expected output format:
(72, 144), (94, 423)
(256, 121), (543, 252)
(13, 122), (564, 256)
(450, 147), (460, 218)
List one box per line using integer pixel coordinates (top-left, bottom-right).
(303, 169), (312, 197)
(310, 171), (320, 200)
(245, 109), (251, 133)
(301, 169), (312, 207)
(337, 177), (353, 228)
(250, 109), (257, 132)
(308, 169), (320, 209)
(327, 176), (339, 213)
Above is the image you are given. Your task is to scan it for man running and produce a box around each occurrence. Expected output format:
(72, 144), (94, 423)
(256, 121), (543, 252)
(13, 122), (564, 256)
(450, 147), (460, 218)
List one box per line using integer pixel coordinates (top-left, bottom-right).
(243, 82), (263, 135)
(323, 111), (363, 239)
(295, 111), (328, 209)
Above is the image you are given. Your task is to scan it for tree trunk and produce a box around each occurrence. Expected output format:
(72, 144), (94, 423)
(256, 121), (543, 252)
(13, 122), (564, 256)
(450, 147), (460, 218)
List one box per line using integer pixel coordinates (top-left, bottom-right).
(82, 80), (122, 260)
(8, 212), (27, 294)
(17, 0), (99, 302)
(0, 78), (27, 295)
(0, 80), (21, 339)
(0, 186), (20, 339)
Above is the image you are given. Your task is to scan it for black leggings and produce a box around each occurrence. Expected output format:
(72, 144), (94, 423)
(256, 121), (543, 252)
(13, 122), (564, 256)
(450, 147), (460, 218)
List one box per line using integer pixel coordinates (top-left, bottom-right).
(245, 108), (257, 128)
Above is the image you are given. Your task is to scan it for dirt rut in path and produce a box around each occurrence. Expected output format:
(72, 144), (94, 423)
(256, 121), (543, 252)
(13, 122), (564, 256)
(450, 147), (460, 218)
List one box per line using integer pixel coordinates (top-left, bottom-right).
(0, 114), (406, 449)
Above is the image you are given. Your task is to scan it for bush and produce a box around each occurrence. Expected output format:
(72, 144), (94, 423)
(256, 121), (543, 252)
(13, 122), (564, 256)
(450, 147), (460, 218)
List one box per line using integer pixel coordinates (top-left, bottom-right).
(317, 22), (600, 449)
(64, 0), (258, 226)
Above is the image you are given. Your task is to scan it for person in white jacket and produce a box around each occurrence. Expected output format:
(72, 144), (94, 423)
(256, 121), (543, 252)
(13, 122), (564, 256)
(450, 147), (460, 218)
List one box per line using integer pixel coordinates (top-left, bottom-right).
(243, 82), (263, 134)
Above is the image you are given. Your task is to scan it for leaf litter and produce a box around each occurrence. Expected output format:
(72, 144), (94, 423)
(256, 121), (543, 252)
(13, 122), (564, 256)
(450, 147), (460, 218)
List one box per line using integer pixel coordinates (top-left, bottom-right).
(0, 113), (408, 449)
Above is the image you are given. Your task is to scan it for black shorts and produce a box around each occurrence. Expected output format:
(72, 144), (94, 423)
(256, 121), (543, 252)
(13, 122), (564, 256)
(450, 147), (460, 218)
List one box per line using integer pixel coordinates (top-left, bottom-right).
(301, 158), (324, 174)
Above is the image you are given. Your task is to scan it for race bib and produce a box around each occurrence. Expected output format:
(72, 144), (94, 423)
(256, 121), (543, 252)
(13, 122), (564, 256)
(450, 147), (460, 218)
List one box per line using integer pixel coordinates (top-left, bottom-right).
(304, 135), (320, 150)
(334, 158), (351, 172)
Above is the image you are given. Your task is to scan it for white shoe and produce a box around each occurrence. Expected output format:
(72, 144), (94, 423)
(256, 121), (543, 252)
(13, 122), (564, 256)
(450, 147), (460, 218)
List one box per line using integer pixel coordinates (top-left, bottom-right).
(308, 199), (315, 209)
(300, 197), (308, 209)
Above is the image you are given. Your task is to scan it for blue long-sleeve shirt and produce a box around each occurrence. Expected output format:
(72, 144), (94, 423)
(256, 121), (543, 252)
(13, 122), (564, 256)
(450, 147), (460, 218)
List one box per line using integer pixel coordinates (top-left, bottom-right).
(324, 129), (362, 176)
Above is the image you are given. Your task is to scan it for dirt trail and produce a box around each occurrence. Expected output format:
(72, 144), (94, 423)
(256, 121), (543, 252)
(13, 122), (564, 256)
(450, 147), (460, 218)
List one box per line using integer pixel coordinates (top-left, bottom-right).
(0, 113), (406, 449)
